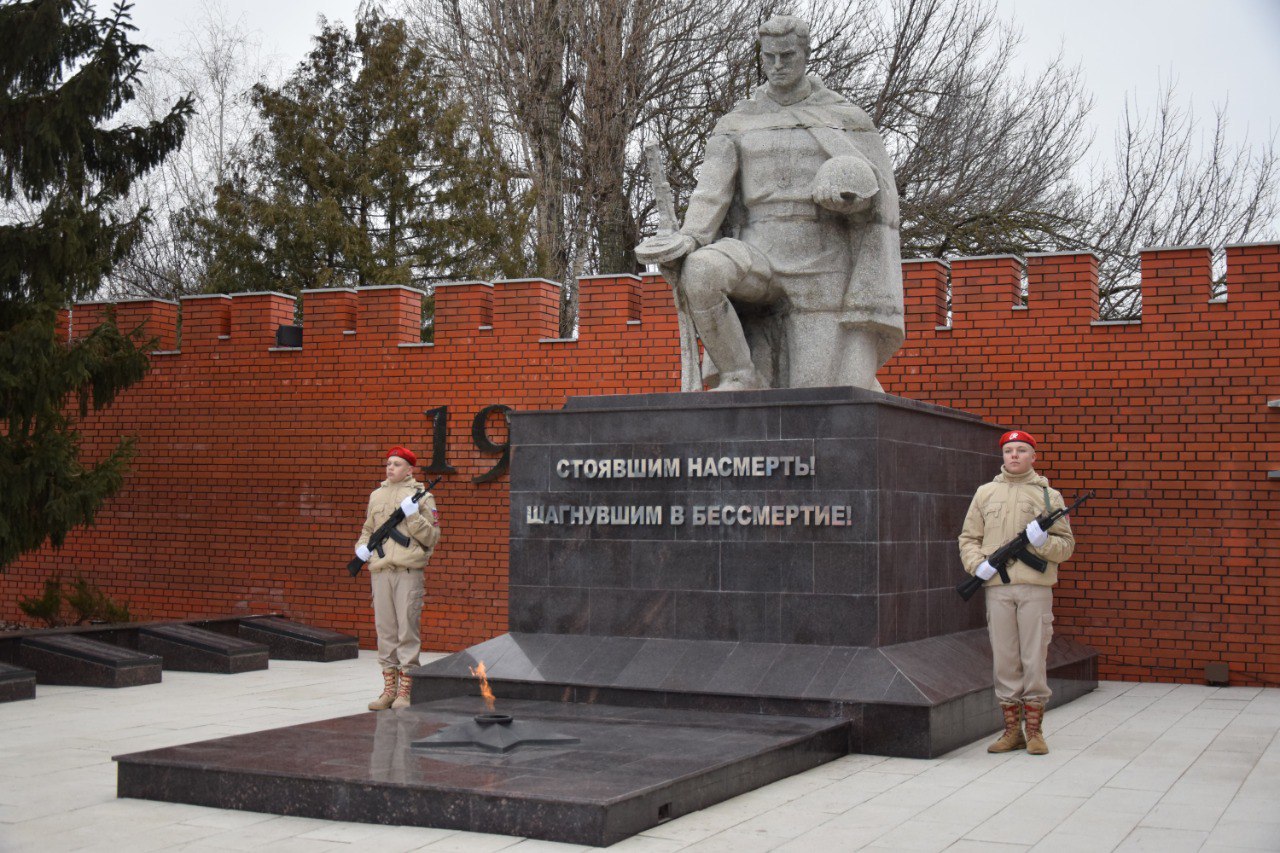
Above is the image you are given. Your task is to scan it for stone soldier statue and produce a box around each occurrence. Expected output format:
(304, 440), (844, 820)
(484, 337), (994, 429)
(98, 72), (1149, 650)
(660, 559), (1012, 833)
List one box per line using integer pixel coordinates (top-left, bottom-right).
(636, 15), (903, 391)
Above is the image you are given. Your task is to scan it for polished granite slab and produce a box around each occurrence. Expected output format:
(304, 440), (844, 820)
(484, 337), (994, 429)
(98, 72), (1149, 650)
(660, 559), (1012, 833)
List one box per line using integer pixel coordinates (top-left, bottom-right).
(115, 697), (847, 847)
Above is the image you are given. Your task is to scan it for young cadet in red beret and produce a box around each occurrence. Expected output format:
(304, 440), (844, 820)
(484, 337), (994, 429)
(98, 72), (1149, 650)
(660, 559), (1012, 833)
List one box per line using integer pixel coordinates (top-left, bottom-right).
(354, 446), (440, 711)
(959, 430), (1075, 754)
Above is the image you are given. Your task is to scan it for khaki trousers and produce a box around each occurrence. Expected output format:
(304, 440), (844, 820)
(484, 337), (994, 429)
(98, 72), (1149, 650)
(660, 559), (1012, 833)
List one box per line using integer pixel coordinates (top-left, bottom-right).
(370, 569), (424, 670)
(985, 584), (1054, 703)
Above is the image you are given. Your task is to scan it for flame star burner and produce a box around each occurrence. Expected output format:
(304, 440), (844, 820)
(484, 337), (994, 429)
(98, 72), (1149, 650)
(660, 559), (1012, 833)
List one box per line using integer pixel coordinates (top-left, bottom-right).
(411, 711), (581, 753)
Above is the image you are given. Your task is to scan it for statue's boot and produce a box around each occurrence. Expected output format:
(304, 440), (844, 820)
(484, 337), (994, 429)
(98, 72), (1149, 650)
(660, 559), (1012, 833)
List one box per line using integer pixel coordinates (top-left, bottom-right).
(692, 302), (765, 391)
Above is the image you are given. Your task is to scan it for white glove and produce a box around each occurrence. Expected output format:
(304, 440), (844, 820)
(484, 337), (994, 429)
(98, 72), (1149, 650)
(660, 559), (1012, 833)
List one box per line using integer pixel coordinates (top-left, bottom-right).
(1026, 520), (1049, 547)
(400, 495), (419, 517)
(976, 560), (998, 580)
(355, 543), (372, 562)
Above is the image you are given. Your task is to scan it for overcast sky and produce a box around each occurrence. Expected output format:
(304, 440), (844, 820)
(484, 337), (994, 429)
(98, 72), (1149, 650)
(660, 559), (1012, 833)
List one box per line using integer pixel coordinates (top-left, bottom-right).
(122, 0), (1280, 238)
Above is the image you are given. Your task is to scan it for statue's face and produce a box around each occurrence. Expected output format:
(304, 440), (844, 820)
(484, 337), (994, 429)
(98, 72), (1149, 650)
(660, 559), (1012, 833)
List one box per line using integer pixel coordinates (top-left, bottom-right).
(760, 34), (808, 90)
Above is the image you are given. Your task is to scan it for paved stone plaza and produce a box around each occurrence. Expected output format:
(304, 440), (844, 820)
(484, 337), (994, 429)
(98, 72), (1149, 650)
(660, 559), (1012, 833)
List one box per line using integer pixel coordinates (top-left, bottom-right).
(1, 651), (1276, 852)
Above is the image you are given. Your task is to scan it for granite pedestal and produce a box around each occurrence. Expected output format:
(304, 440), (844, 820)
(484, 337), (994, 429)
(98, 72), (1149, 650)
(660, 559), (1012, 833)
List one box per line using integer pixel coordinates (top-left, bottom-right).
(413, 387), (1097, 757)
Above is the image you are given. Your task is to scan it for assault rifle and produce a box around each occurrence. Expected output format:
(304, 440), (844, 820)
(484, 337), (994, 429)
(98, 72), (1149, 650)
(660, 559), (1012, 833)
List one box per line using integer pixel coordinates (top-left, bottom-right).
(956, 491), (1092, 602)
(347, 477), (441, 577)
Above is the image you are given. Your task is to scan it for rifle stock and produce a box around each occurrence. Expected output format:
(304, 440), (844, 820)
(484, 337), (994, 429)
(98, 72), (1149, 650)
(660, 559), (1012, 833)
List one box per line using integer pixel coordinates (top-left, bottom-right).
(347, 476), (441, 577)
(956, 491), (1092, 601)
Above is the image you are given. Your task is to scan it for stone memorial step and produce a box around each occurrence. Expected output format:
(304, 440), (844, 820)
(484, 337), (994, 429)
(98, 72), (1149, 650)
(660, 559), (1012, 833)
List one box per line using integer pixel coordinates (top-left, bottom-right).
(18, 634), (162, 688)
(138, 624), (270, 674)
(236, 616), (359, 662)
(0, 662), (36, 702)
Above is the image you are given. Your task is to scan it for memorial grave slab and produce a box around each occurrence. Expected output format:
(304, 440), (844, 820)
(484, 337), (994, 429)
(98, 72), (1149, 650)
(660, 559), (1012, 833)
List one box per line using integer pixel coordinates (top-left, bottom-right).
(0, 662), (36, 702)
(138, 623), (270, 674)
(17, 634), (163, 688)
(236, 616), (359, 662)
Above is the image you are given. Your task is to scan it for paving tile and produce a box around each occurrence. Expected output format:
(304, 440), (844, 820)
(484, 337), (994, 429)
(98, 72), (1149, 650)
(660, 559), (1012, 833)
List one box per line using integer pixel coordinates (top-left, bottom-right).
(1140, 800), (1230, 831)
(1036, 808), (1142, 851)
(1202, 818), (1280, 851)
(1113, 826), (1210, 852)
(966, 793), (1087, 846)
(862, 817), (969, 851)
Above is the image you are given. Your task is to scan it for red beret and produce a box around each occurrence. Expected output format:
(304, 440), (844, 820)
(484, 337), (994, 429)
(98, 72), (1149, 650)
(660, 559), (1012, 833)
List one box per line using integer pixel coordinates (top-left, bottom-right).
(386, 446), (417, 466)
(999, 430), (1037, 449)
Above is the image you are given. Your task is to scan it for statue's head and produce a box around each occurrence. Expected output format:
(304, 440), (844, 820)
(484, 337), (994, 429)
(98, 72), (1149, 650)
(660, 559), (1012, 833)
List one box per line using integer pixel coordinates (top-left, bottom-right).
(758, 16), (810, 91)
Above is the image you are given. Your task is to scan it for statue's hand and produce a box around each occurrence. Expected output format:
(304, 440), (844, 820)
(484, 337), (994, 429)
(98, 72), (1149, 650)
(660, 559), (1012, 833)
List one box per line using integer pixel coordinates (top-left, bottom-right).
(812, 155), (878, 215)
(636, 232), (697, 265)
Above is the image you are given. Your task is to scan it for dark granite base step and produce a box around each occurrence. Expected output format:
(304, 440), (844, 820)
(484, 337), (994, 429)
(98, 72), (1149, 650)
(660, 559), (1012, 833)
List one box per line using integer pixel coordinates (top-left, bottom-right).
(18, 635), (162, 688)
(115, 697), (847, 847)
(138, 624), (270, 674)
(236, 617), (358, 662)
(0, 663), (36, 702)
(409, 629), (1097, 758)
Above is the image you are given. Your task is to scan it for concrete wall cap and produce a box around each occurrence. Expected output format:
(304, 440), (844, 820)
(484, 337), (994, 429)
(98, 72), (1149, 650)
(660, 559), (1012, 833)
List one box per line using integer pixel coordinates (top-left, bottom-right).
(578, 273), (642, 283)
(495, 277), (563, 289)
(1138, 244), (1213, 254)
(75, 297), (180, 307)
(1025, 250), (1100, 260)
(949, 253), (1025, 264)
(354, 284), (428, 295)
(1224, 240), (1280, 250)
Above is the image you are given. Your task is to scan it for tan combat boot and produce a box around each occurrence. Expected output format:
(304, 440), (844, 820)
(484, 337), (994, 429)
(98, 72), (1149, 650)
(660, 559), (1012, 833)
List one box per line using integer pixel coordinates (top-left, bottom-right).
(987, 701), (1026, 753)
(368, 668), (398, 711)
(1023, 700), (1049, 754)
(391, 667), (413, 709)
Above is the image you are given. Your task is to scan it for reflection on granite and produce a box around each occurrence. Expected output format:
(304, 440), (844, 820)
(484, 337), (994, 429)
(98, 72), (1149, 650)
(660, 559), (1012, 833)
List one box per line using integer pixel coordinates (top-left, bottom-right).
(115, 697), (847, 847)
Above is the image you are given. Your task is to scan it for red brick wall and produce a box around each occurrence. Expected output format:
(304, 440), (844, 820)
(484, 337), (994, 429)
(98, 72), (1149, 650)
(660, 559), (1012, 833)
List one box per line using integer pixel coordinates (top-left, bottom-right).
(883, 244), (1280, 686)
(5, 243), (1278, 686)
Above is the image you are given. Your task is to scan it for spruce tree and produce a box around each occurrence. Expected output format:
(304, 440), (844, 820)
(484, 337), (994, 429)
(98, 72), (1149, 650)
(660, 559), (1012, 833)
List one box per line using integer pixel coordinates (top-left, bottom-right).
(0, 0), (192, 568)
(196, 9), (530, 295)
